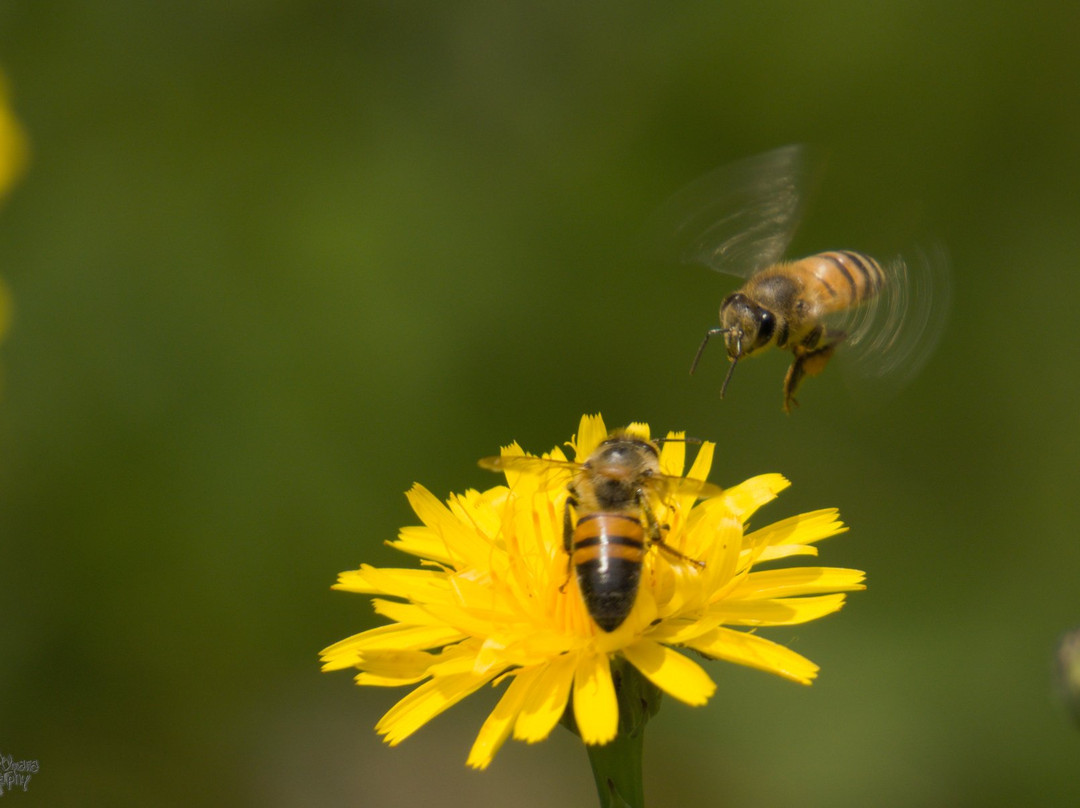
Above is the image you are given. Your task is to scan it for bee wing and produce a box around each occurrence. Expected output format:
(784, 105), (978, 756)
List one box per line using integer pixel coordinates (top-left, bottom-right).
(649, 473), (725, 501)
(650, 144), (807, 278)
(829, 242), (951, 392)
(478, 455), (579, 487)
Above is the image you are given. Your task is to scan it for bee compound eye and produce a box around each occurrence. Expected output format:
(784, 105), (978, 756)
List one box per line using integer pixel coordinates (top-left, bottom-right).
(755, 308), (776, 345)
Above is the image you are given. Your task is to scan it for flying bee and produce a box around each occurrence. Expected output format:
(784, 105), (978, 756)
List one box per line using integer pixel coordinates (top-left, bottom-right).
(655, 144), (948, 412)
(694, 248), (889, 413)
(479, 430), (722, 632)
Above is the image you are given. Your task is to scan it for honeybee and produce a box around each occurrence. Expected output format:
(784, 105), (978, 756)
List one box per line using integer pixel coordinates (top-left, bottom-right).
(479, 430), (722, 632)
(656, 144), (948, 412)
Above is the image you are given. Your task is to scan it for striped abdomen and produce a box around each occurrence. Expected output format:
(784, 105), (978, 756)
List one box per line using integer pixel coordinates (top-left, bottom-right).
(572, 512), (645, 632)
(786, 250), (885, 315)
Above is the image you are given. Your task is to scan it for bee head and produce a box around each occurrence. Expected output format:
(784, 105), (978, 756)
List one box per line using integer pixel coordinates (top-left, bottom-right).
(719, 293), (777, 358)
(689, 294), (778, 398)
(589, 436), (659, 480)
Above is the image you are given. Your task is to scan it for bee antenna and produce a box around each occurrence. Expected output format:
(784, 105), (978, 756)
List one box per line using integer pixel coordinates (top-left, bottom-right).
(690, 327), (729, 375)
(655, 436), (704, 445)
(719, 333), (743, 399)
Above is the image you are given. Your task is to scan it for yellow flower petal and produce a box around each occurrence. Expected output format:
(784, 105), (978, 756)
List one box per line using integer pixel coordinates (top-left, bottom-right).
(447, 488), (506, 539)
(727, 567), (866, 600)
(320, 624), (413, 669)
(572, 653), (617, 745)
(320, 624), (466, 669)
(335, 565), (453, 604)
(372, 599), (448, 626)
(330, 648), (435, 680)
(666, 436), (720, 517)
(467, 667), (541, 769)
(390, 526), (451, 565)
(685, 439), (715, 483)
(659, 430), (686, 477)
(351, 647), (454, 686)
(570, 413), (608, 461)
(721, 474), (790, 521)
(622, 640), (716, 705)
(686, 626), (820, 685)
(678, 503), (744, 601)
(754, 544), (819, 562)
(377, 672), (493, 746)
(398, 484), (495, 570)
(355, 672), (428, 687)
(334, 566), (440, 596)
(477, 631), (573, 671)
(707, 593), (849, 626)
(744, 508), (847, 548)
(513, 653), (577, 742)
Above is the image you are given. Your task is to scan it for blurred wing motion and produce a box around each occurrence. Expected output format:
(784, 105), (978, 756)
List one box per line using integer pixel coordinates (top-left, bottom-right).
(478, 454), (577, 476)
(651, 143), (807, 277)
(830, 242), (951, 393)
(646, 473), (725, 500)
(477, 454), (578, 490)
(478, 454), (723, 500)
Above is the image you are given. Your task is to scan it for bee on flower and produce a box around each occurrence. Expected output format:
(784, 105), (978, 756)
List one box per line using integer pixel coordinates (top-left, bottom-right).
(477, 425), (725, 633)
(321, 414), (865, 769)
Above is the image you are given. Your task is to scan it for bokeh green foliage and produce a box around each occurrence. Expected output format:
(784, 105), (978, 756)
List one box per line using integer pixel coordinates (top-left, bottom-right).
(1, 2), (1079, 806)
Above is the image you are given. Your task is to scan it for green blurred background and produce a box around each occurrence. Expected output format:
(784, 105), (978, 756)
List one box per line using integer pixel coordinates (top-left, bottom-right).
(2, 2), (1079, 805)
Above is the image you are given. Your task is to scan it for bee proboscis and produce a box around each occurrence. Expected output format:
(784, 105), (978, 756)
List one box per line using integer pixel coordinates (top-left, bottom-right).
(479, 430), (722, 632)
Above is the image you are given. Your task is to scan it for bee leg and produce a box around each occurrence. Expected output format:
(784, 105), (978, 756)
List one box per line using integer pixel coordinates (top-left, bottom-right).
(782, 330), (846, 413)
(637, 490), (705, 569)
(559, 488), (577, 593)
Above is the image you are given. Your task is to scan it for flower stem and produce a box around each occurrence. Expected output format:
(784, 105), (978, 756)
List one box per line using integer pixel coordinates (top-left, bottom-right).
(568, 658), (663, 808)
(584, 721), (646, 808)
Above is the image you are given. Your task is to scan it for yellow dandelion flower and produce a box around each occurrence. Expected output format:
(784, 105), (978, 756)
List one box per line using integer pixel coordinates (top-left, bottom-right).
(321, 414), (865, 769)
